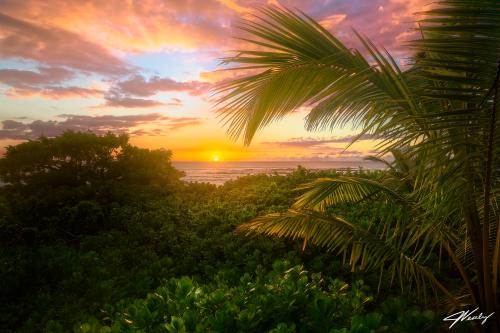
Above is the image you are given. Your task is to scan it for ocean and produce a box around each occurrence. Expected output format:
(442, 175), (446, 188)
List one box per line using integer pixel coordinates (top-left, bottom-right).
(172, 160), (384, 185)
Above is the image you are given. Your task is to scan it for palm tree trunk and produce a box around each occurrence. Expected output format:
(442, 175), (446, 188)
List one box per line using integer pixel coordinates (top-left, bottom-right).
(464, 202), (485, 307)
(443, 240), (477, 306)
(482, 58), (500, 332)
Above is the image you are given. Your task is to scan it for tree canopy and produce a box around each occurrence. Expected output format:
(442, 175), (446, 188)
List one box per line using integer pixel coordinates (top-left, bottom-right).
(0, 131), (183, 243)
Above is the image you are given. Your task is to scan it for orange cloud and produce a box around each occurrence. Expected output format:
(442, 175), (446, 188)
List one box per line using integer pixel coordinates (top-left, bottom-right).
(217, 0), (252, 13)
(0, 0), (240, 52)
(199, 68), (260, 84)
(319, 14), (346, 30)
(5, 86), (103, 99)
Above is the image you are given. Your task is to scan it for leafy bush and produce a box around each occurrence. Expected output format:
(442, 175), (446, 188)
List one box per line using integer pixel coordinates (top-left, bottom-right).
(78, 261), (439, 333)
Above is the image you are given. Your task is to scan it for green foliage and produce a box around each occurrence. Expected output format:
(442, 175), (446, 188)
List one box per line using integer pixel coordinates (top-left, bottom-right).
(0, 133), (442, 332)
(78, 261), (439, 333)
(0, 131), (183, 243)
(0, 131), (182, 187)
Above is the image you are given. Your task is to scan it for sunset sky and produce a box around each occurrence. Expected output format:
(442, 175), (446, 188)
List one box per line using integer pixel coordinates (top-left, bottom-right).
(0, 0), (426, 161)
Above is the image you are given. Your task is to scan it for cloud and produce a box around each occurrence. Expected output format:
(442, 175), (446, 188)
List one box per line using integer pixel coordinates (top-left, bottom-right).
(0, 12), (133, 75)
(319, 14), (347, 29)
(0, 0), (428, 140)
(0, 0), (426, 56)
(114, 75), (210, 97)
(93, 75), (206, 108)
(0, 114), (203, 140)
(1, 119), (25, 130)
(312, 0), (425, 59)
(261, 138), (337, 149)
(0, 67), (75, 88)
(166, 118), (203, 129)
(328, 134), (382, 143)
(0, 67), (104, 99)
(0, 0), (429, 102)
(99, 94), (165, 108)
(199, 68), (261, 85)
(261, 134), (380, 148)
(5, 86), (103, 99)
(167, 98), (183, 106)
(308, 150), (364, 159)
(0, 0), (242, 52)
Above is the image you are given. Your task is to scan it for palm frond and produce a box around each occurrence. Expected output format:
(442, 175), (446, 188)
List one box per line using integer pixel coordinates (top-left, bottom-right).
(411, 0), (500, 103)
(236, 209), (460, 306)
(293, 176), (412, 211)
(215, 7), (428, 148)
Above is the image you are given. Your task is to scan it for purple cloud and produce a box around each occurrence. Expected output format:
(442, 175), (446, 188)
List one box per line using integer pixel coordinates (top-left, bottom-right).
(0, 114), (203, 140)
(261, 134), (380, 148)
(0, 67), (104, 99)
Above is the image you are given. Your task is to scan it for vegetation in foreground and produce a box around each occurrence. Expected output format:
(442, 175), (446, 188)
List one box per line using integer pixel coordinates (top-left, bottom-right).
(0, 132), (464, 332)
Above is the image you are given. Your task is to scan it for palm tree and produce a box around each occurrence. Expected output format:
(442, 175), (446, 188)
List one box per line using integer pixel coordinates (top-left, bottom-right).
(215, 0), (500, 331)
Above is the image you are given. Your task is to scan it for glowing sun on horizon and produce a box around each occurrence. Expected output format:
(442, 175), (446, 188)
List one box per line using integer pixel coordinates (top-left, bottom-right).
(212, 155), (220, 162)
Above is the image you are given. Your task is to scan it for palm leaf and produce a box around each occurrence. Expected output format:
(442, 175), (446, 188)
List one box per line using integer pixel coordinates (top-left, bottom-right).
(293, 176), (412, 211)
(236, 209), (460, 306)
(215, 7), (428, 148)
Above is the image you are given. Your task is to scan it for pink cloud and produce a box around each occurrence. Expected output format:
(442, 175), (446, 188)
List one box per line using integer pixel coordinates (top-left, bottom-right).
(0, 0), (429, 78)
(92, 75), (209, 108)
(0, 0), (430, 115)
(0, 0), (240, 52)
(0, 0), (426, 56)
(0, 67), (75, 88)
(115, 75), (210, 97)
(310, 0), (426, 59)
(99, 94), (165, 108)
(0, 12), (133, 75)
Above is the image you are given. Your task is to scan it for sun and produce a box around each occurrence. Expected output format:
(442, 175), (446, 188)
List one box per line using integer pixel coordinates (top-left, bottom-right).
(212, 155), (220, 162)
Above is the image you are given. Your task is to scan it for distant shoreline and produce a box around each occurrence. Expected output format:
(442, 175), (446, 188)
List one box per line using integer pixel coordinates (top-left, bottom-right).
(172, 160), (384, 185)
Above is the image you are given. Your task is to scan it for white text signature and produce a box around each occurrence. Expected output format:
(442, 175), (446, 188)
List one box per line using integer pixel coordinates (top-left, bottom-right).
(443, 307), (495, 329)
